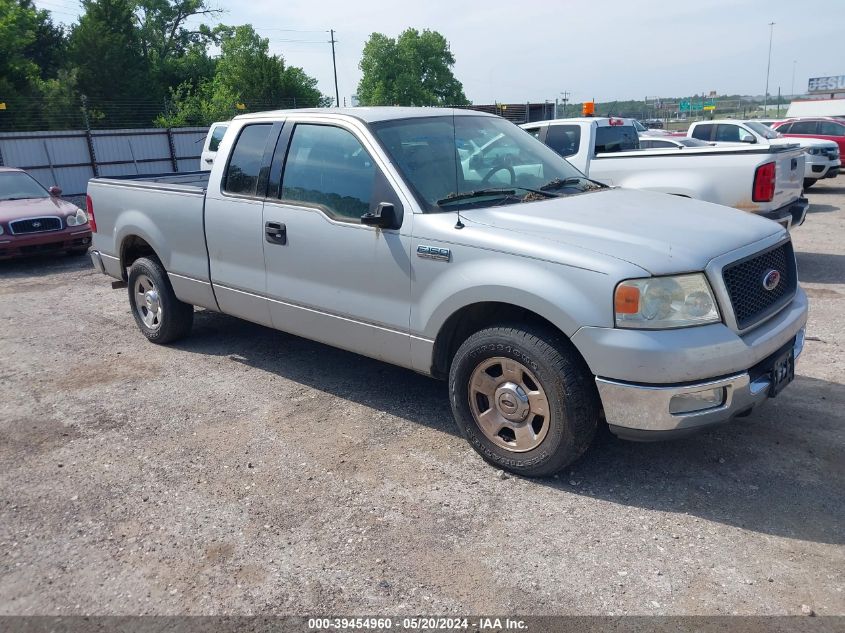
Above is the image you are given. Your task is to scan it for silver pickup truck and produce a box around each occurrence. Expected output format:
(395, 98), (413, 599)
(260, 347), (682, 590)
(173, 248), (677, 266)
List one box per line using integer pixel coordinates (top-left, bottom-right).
(87, 107), (808, 477)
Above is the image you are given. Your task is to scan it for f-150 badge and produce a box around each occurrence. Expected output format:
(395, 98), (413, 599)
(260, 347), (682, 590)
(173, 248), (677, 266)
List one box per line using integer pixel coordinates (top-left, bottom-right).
(417, 245), (451, 262)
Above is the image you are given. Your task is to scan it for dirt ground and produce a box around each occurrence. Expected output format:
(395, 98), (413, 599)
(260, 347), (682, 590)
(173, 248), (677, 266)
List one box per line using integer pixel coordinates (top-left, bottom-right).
(1, 182), (843, 617)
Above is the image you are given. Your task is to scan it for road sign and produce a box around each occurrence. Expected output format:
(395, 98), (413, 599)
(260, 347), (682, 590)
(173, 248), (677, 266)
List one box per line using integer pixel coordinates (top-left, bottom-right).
(0, 103), (6, 110)
(703, 105), (715, 111)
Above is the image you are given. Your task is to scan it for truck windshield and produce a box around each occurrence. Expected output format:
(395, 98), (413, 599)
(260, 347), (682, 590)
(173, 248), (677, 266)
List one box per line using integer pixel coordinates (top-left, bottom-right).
(370, 115), (592, 212)
(744, 121), (781, 140)
(0, 172), (50, 201)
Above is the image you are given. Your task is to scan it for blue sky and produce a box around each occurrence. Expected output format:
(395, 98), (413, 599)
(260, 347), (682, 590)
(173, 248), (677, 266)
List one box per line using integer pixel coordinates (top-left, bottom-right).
(34, 0), (844, 105)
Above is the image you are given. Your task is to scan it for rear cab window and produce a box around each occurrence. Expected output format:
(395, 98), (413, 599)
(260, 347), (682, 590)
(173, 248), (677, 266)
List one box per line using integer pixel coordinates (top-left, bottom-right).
(208, 124), (228, 152)
(223, 124), (274, 196)
(545, 125), (581, 157)
(593, 125), (639, 153)
(690, 124), (714, 141)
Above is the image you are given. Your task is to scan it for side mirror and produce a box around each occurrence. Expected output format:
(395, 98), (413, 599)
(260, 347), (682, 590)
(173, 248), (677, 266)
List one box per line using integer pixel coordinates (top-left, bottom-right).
(361, 202), (400, 229)
(740, 134), (756, 144)
(48, 186), (62, 196)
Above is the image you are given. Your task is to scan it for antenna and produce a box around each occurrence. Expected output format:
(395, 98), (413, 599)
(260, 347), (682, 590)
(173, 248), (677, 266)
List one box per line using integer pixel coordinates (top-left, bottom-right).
(452, 109), (465, 229)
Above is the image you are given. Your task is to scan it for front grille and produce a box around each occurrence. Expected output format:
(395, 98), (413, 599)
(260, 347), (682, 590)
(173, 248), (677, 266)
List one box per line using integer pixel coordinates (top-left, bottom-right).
(10, 216), (62, 234)
(722, 242), (797, 330)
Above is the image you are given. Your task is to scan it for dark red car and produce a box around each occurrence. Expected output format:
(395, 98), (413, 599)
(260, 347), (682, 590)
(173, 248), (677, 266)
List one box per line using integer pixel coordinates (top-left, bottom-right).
(772, 117), (845, 158)
(0, 167), (92, 260)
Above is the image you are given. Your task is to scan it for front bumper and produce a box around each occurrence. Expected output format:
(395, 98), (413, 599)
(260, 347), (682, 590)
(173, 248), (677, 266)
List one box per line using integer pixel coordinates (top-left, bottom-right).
(0, 227), (92, 260)
(598, 329), (804, 440)
(759, 196), (808, 230)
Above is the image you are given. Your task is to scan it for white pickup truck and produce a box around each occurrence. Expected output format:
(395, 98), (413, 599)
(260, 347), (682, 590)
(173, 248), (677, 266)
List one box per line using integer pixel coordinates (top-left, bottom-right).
(522, 117), (808, 230)
(688, 119), (841, 189)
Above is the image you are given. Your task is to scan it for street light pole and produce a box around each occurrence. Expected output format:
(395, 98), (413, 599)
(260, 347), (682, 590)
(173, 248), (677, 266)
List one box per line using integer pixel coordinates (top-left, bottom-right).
(791, 60), (797, 97)
(764, 21), (775, 113)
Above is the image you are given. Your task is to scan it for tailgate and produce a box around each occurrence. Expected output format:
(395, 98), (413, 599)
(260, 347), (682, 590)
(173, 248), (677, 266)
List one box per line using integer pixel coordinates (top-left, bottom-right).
(768, 148), (804, 211)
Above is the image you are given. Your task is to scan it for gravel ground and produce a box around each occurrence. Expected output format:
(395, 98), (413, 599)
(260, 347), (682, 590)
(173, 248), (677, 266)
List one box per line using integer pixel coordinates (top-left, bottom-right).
(1, 182), (843, 616)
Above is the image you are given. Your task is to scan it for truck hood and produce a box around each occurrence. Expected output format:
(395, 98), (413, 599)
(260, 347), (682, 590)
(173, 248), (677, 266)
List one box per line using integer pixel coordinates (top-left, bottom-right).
(0, 195), (80, 224)
(460, 188), (785, 276)
(770, 137), (837, 150)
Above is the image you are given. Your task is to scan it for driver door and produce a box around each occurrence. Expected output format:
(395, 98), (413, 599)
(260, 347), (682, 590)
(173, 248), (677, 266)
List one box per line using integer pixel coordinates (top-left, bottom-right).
(261, 120), (414, 368)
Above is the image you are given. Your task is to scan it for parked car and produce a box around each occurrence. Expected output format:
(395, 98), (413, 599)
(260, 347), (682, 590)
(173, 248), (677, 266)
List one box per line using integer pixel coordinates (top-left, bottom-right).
(524, 117), (808, 229)
(200, 121), (229, 171)
(87, 107), (807, 477)
(688, 119), (841, 188)
(771, 117), (845, 162)
(0, 167), (91, 260)
(638, 137), (714, 149)
(632, 119), (673, 137)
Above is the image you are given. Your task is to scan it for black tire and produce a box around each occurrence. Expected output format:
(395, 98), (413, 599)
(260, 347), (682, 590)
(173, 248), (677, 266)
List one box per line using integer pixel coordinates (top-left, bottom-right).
(803, 178), (817, 190)
(127, 256), (193, 344)
(449, 324), (599, 478)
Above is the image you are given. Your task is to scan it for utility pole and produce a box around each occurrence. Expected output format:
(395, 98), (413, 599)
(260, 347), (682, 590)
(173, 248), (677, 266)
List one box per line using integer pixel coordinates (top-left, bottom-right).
(764, 21), (775, 113)
(330, 29), (340, 108)
(560, 91), (570, 118)
(791, 60), (797, 97)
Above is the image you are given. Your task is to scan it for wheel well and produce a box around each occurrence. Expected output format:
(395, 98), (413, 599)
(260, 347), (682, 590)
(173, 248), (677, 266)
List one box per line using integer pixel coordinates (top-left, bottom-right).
(120, 236), (157, 279)
(430, 302), (568, 379)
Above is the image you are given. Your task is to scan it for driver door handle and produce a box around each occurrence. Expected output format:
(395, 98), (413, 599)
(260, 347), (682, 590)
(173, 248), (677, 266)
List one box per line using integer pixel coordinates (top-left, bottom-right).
(265, 221), (287, 245)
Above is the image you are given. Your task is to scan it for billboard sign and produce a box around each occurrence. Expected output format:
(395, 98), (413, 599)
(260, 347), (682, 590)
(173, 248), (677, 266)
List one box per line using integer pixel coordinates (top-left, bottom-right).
(808, 75), (845, 94)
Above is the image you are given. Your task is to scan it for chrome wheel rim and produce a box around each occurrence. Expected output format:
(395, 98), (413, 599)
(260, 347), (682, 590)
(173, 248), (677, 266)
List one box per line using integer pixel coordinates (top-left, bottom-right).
(468, 357), (550, 453)
(134, 274), (162, 331)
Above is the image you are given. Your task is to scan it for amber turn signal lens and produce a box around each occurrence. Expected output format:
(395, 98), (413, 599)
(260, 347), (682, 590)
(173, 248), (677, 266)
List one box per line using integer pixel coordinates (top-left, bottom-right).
(615, 285), (640, 314)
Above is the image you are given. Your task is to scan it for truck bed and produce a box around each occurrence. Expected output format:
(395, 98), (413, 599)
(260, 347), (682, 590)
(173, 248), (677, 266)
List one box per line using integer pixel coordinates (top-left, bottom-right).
(96, 171), (210, 193)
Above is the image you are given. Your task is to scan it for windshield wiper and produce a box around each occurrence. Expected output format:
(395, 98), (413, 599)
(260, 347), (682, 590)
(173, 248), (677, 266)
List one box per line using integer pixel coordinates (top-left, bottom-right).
(540, 177), (605, 192)
(436, 187), (557, 206)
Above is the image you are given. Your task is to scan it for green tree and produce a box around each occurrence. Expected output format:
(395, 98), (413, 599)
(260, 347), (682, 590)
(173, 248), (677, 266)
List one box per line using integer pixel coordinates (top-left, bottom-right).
(69, 0), (150, 107)
(357, 28), (468, 106)
(0, 0), (68, 130)
(134, 0), (221, 99)
(158, 24), (329, 126)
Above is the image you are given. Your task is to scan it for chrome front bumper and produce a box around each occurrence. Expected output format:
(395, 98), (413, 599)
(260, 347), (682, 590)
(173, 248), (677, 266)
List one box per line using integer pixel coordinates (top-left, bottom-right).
(597, 328), (805, 441)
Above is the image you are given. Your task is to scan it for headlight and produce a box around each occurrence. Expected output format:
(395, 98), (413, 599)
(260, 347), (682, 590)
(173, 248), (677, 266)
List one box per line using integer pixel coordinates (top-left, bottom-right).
(615, 273), (720, 329)
(66, 209), (88, 227)
(808, 148), (821, 155)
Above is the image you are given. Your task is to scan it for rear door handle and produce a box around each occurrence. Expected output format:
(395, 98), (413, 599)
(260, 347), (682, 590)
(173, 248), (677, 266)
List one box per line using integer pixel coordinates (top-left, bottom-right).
(265, 221), (287, 245)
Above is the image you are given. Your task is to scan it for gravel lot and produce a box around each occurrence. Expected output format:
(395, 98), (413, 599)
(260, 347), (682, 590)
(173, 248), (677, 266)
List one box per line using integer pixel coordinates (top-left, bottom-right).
(1, 182), (843, 616)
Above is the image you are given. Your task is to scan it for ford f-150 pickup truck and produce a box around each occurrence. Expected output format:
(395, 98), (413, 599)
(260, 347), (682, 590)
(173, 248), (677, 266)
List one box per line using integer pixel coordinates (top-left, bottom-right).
(87, 108), (808, 477)
(523, 117), (809, 230)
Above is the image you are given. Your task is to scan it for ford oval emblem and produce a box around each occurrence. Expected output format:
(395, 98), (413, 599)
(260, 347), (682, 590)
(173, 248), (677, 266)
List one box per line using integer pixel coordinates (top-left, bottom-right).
(762, 269), (781, 291)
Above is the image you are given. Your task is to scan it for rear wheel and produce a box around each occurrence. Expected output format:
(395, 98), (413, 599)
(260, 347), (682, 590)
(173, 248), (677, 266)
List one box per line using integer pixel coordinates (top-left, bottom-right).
(449, 324), (599, 477)
(127, 257), (193, 344)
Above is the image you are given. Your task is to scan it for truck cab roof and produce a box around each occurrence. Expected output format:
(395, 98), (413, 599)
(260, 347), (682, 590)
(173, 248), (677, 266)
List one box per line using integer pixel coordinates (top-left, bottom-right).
(234, 107), (497, 124)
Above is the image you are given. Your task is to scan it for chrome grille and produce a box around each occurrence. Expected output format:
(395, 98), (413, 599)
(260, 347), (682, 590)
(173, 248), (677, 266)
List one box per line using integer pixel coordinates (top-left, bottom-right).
(722, 242), (797, 330)
(9, 216), (62, 235)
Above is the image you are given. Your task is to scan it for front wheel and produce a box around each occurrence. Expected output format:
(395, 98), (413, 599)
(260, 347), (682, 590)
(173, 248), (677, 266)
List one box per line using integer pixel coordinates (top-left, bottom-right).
(127, 257), (193, 344)
(449, 325), (599, 477)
